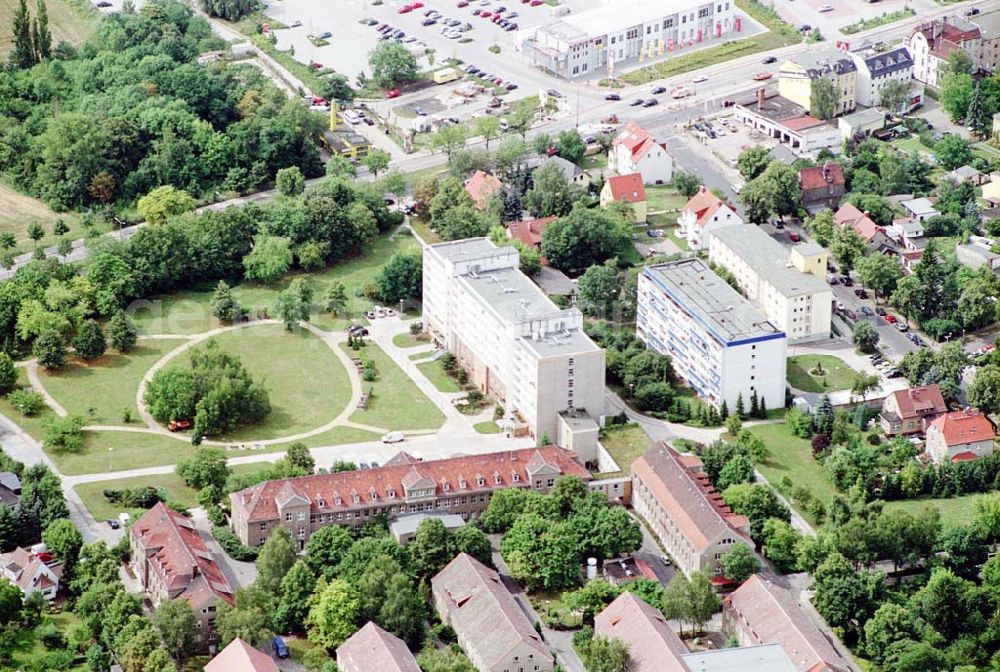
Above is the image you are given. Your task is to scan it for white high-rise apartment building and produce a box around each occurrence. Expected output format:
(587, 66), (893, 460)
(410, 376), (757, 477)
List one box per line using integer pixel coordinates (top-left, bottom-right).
(637, 259), (787, 412)
(423, 239), (605, 457)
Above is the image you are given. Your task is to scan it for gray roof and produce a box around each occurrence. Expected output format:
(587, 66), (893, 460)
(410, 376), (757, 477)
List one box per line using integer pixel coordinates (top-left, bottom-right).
(840, 107), (885, 127)
(432, 553), (553, 667)
(901, 197), (939, 217)
(681, 645), (799, 672)
(788, 49), (858, 77)
(861, 45), (913, 78)
(0, 473), (20, 493)
(642, 259), (784, 344)
(389, 512), (466, 538)
(540, 155), (583, 181)
(950, 164), (982, 179)
(427, 237), (501, 264)
(971, 10), (1000, 38)
(710, 225), (831, 298)
(794, 240), (825, 257)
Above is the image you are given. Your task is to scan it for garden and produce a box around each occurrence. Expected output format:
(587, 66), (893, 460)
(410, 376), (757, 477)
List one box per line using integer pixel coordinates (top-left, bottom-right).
(786, 354), (858, 393)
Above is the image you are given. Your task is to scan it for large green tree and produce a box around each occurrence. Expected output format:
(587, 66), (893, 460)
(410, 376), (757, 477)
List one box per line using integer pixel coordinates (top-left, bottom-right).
(541, 205), (630, 275)
(368, 42), (419, 88)
(151, 599), (199, 661)
(376, 253), (422, 304)
(256, 526), (298, 596)
(306, 578), (360, 649)
(809, 77), (839, 121)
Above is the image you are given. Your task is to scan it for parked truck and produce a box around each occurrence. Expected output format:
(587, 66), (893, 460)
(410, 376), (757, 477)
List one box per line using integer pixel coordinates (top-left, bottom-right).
(432, 67), (459, 84)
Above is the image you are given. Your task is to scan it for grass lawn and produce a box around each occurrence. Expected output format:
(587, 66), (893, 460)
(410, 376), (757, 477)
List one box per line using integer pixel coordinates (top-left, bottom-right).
(0, 0), (96, 58)
(0, 182), (100, 254)
(892, 136), (932, 157)
(645, 186), (687, 213)
(884, 493), (984, 529)
(393, 332), (430, 348)
(474, 420), (502, 434)
(748, 423), (838, 520)
(75, 465), (262, 520)
(579, 153), (608, 170)
(192, 324), (352, 441)
(407, 218), (441, 245)
(417, 359), (462, 393)
(600, 424), (653, 475)
(786, 354), (858, 393)
(40, 339), (187, 425)
(130, 232), (422, 335)
(343, 342), (445, 431)
(10, 609), (86, 671)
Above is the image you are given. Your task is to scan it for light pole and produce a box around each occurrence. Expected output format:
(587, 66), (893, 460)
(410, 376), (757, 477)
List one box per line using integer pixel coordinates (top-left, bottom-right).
(108, 447), (113, 471)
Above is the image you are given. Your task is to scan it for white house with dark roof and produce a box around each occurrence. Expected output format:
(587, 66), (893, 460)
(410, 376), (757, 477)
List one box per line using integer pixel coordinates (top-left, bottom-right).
(432, 553), (554, 672)
(849, 45), (918, 109)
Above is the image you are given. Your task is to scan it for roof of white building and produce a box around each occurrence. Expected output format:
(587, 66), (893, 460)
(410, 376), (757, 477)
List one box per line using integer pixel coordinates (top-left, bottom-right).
(901, 197), (939, 217)
(709, 225), (831, 298)
(427, 238), (507, 264)
(681, 645), (799, 672)
(642, 258), (784, 344)
(541, 0), (716, 41)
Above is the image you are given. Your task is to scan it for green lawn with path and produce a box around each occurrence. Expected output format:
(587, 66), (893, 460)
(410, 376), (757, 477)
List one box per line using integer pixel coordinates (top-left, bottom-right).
(40, 339), (187, 425)
(342, 342), (445, 431)
(418, 359), (462, 393)
(188, 324), (352, 441)
(747, 422), (838, 520)
(645, 186), (687, 213)
(786, 354), (858, 393)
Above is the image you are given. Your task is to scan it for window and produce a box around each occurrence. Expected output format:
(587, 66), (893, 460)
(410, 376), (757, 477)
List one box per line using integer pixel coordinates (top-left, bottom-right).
(284, 512), (292, 522)
(317, 498), (325, 508)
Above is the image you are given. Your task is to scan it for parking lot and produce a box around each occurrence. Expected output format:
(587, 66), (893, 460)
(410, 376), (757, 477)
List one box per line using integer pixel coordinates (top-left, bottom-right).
(263, 0), (557, 83)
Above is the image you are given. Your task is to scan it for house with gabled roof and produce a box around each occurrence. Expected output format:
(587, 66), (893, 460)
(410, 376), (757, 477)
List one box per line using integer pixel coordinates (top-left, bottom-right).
(432, 553), (553, 672)
(723, 575), (853, 672)
(130, 503), (234, 648)
(464, 170), (503, 211)
(0, 472), (20, 507)
(595, 592), (689, 672)
(798, 163), (845, 213)
(926, 409), (996, 464)
(909, 16), (983, 87)
(630, 443), (754, 580)
(507, 216), (557, 264)
(611, 121), (673, 185)
(676, 185), (743, 250)
(204, 638), (279, 672)
(834, 203), (895, 251)
(0, 546), (62, 601)
(880, 384), (947, 436)
(337, 622), (420, 672)
(600, 173), (647, 222)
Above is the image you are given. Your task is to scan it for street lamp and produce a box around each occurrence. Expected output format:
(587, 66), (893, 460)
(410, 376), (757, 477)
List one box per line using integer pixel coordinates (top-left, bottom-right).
(108, 447), (113, 471)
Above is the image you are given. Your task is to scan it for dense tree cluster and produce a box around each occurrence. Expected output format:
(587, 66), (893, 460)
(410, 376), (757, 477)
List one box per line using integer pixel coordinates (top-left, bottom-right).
(481, 477), (642, 591)
(144, 339), (270, 439)
(0, 451), (68, 553)
(0, 1), (323, 211)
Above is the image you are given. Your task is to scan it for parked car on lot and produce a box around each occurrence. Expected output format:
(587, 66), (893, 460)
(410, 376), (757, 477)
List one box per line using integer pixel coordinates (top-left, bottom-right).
(272, 637), (289, 659)
(382, 431), (405, 444)
(386, 88), (401, 98)
(630, 98), (644, 106)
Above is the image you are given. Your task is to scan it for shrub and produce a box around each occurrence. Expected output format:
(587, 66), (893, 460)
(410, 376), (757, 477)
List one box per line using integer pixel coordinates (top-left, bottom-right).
(213, 525), (259, 561)
(8, 389), (44, 416)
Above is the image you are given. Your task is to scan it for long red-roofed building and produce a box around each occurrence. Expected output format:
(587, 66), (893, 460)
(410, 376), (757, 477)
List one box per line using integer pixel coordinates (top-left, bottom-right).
(630, 442), (753, 579)
(130, 503), (234, 648)
(229, 446), (592, 548)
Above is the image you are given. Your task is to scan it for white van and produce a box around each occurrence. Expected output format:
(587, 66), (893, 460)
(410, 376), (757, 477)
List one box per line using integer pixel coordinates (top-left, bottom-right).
(381, 431), (404, 444)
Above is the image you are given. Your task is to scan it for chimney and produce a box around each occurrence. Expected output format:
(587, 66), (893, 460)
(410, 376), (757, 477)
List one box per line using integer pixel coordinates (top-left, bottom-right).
(757, 88), (765, 111)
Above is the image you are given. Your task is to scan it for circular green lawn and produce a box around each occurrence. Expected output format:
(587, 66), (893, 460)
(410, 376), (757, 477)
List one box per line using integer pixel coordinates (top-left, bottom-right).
(189, 324), (352, 441)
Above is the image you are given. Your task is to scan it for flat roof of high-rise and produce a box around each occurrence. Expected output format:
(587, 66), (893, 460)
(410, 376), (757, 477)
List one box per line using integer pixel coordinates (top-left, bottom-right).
(710, 225), (831, 297)
(642, 258), (784, 344)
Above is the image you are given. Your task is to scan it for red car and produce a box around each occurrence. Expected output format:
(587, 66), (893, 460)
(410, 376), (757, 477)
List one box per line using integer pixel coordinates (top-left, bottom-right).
(412, 0), (424, 6)
(386, 88), (401, 98)
(481, 12), (492, 18)
(457, 0), (469, 5)
(309, 62), (323, 69)
(884, 314), (898, 324)
(530, 0), (542, 5)
(398, 4), (413, 13)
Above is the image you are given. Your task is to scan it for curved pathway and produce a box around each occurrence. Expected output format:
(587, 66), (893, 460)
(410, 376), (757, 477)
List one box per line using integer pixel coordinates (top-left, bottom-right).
(21, 359), (68, 418)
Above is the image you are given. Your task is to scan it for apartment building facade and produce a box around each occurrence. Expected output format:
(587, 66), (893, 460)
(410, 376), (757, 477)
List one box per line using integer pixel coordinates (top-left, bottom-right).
(522, 0), (738, 79)
(707, 225), (832, 344)
(631, 443), (754, 579)
(637, 259), (787, 411)
(229, 446), (599, 548)
(423, 238), (605, 451)
(908, 17), (982, 87)
(849, 45), (917, 109)
(778, 50), (857, 117)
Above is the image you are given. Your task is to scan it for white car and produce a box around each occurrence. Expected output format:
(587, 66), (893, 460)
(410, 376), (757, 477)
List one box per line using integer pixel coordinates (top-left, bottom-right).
(290, 19), (302, 27)
(381, 431), (405, 444)
(692, 75), (708, 83)
(818, 3), (833, 11)
(445, 29), (461, 38)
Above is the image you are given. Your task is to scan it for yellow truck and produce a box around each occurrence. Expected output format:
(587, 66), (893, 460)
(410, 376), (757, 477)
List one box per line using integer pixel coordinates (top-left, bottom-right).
(432, 67), (459, 84)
